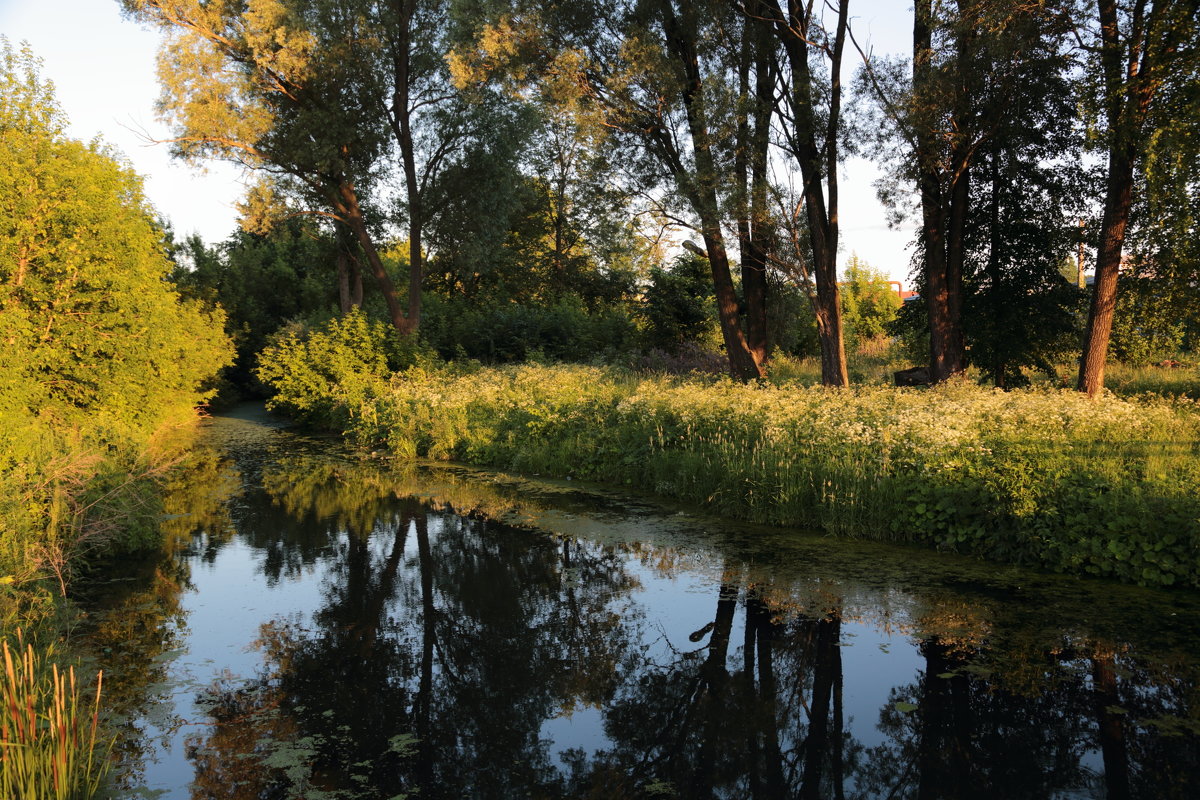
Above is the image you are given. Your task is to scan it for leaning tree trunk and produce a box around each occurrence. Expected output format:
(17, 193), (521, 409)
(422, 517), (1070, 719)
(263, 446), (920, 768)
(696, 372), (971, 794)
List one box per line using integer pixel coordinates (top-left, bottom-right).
(334, 179), (414, 335)
(1077, 148), (1136, 395)
(335, 222), (364, 313)
(1077, 0), (1166, 396)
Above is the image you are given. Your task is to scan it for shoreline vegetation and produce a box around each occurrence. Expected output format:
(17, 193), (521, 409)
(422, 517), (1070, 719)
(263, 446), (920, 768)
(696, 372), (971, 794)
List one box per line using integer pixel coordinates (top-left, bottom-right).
(257, 315), (1200, 590)
(1, 40), (230, 795)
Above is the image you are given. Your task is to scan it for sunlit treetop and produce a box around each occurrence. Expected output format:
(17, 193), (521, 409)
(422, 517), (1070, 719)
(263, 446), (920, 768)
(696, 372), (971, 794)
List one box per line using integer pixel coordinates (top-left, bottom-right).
(0, 36), (232, 435)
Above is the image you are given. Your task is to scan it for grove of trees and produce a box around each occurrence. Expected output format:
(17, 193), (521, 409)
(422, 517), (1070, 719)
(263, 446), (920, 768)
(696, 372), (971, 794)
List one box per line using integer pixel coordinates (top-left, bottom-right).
(115, 0), (1199, 394)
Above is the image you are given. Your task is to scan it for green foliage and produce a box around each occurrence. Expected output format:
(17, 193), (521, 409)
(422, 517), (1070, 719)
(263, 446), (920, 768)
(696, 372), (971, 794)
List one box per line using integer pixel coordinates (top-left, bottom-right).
(256, 310), (435, 429)
(420, 294), (638, 364)
(171, 222), (339, 394)
(639, 255), (721, 353)
(766, 276), (820, 358)
(0, 39), (231, 607)
(840, 255), (901, 352)
(262, 357), (1200, 589)
(1110, 273), (1191, 365)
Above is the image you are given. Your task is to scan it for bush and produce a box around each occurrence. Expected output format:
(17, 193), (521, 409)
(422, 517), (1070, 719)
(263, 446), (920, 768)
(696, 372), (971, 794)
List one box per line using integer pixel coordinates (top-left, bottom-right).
(420, 294), (639, 364)
(0, 40), (232, 609)
(256, 310), (436, 428)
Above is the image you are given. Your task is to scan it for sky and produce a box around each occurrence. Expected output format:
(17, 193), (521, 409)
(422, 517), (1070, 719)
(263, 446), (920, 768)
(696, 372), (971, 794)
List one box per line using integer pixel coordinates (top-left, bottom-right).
(0, 0), (919, 284)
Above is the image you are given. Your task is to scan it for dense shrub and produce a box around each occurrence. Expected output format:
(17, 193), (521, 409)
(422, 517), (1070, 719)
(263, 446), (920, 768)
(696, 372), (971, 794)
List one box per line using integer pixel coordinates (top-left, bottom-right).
(256, 309), (436, 428)
(0, 41), (233, 620)
(420, 294), (639, 363)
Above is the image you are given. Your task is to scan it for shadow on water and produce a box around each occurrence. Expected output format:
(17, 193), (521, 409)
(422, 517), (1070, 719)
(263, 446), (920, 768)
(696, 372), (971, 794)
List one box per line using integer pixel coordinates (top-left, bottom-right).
(75, 404), (1200, 799)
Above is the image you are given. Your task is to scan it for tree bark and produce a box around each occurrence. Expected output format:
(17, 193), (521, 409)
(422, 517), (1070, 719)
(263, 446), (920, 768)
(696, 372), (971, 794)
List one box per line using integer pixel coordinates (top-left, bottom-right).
(663, 0), (764, 381)
(1078, 150), (1135, 395)
(763, 0), (850, 387)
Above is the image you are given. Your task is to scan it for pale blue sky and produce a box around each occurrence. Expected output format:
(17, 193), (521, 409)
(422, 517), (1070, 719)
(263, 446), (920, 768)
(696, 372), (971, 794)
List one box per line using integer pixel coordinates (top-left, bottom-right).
(0, 0), (918, 282)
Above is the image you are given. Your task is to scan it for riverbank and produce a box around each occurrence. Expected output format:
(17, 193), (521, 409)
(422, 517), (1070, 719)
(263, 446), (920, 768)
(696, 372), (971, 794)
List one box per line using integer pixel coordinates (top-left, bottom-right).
(260, 359), (1200, 589)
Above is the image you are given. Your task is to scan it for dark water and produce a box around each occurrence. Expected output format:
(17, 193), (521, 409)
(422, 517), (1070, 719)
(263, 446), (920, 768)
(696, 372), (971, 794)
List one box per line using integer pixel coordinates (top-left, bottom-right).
(77, 406), (1200, 799)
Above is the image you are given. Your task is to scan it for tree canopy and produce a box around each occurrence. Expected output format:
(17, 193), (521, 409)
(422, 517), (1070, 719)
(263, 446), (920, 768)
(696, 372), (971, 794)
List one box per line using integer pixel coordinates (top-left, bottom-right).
(0, 38), (232, 434)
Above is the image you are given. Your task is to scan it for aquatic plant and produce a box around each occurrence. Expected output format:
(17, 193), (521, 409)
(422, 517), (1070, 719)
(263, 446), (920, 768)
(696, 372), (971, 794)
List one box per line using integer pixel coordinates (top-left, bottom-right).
(0, 631), (111, 799)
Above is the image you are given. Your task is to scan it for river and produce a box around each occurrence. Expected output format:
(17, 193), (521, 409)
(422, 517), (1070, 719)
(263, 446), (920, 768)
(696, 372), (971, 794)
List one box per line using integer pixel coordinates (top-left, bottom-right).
(74, 404), (1200, 798)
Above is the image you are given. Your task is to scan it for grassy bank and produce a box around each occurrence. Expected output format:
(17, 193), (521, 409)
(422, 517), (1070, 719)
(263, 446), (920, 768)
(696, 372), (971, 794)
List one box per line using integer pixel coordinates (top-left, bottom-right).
(259, 337), (1200, 587)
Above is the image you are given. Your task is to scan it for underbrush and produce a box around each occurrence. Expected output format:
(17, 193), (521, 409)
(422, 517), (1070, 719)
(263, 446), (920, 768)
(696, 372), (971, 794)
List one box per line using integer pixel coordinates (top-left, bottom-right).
(0, 411), (199, 622)
(258, 342), (1200, 588)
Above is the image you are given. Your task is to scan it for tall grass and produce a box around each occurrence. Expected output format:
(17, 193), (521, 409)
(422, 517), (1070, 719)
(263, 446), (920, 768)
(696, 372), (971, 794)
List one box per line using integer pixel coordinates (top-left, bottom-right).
(1, 631), (111, 799)
(259, 352), (1200, 587)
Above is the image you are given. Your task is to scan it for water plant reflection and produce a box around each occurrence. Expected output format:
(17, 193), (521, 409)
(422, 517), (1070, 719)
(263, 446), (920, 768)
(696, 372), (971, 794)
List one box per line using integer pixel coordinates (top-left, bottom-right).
(80, 415), (1200, 797)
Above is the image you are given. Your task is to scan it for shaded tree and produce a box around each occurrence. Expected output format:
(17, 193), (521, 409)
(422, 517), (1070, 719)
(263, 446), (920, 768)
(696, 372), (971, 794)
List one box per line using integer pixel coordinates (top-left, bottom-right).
(1077, 0), (1200, 395)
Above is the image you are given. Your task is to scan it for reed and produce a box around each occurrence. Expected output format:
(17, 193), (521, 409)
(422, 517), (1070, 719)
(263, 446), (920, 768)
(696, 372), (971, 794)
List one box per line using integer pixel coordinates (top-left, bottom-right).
(1, 630), (110, 800)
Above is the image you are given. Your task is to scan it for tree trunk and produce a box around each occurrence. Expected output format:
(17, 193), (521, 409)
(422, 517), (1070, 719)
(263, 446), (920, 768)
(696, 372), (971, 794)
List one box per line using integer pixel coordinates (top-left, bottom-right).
(1077, 0), (1162, 396)
(764, 0), (850, 387)
(336, 222), (364, 313)
(664, 0), (764, 381)
(735, 12), (772, 367)
(391, 0), (424, 336)
(914, 0), (966, 382)
(334, 179), (413, 335)
(1077, 150), (1135, 395)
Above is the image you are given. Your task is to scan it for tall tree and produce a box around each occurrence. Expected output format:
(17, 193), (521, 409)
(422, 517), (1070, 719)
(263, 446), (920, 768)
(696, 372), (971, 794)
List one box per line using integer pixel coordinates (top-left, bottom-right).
(381, 0), (468, 335)
(750, 0), (852, 386)
(454, 0), (766, 379)
(732, 7), (774, 368)
(1077, 0), (1199, 395)
(856, 1), (1082, 383)
(122, 0), (418, 335)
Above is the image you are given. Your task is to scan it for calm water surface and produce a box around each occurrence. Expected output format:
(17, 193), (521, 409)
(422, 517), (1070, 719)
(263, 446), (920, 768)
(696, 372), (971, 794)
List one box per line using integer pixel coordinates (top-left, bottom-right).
(77, 405), (1200, 799)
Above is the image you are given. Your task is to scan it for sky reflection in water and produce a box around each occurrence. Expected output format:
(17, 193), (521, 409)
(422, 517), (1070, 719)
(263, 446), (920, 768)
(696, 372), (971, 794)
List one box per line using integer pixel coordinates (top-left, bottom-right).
(79, 407), (1200, 799)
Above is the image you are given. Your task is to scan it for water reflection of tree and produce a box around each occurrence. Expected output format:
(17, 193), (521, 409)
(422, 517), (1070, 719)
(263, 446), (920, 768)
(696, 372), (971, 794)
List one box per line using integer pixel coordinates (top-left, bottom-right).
(74, 438), (238, 791)
(93, 441), (1200, 797)
(852, 630), (1200, 799)
(556, 574), (860, 799)
(183, 453), (644, 798)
